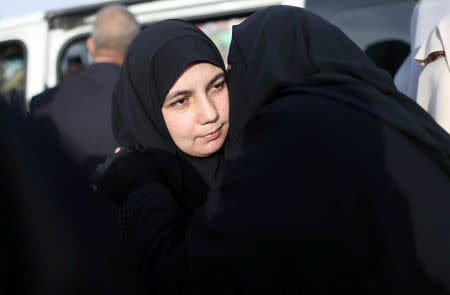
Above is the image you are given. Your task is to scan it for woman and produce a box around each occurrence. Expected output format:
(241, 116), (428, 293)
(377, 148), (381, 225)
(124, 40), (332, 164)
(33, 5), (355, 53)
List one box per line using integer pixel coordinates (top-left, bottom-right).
(106, 18), (229, 207)
(415, 13), (450, 133)
(187, 5), (450, 294)
(95, 19), (229, 293)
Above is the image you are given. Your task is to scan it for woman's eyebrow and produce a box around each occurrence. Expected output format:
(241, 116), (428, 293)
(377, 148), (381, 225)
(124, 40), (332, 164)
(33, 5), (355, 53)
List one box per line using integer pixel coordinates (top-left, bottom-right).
(165, 90), (191, 102)
(207, 72), (225, 87)
(165, 72), (225, 102)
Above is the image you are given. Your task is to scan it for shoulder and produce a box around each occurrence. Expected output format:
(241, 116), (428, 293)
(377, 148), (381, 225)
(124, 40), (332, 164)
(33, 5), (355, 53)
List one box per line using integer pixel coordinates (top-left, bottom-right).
(253, 92), (383, 140)
(29, 86), (61, 115)
(58, 63), (119, 92)
(86, 62), (121, 76)
(232, 92), (387, 173)
(79, 63), (122, 86)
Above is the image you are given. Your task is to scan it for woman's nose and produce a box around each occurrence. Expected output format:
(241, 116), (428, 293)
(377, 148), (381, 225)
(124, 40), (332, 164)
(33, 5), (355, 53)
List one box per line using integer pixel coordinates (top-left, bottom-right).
(197, 95), (219, 124)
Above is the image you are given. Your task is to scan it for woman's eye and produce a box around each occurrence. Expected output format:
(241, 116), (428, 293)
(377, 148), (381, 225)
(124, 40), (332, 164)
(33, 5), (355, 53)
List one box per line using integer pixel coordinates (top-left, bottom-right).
(210, 81), (225, 93)
(170, 97), (189, 108)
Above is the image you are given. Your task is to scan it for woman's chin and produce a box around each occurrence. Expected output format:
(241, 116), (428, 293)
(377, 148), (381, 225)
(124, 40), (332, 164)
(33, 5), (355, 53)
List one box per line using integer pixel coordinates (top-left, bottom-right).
(192, 136), (226, 157)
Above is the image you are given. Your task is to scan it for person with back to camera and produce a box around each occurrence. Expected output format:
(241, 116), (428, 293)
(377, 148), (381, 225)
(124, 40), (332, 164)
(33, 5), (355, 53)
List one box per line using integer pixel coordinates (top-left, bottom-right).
(185, 5), (450, 294)
(30, 4), (140, 176)
(96, 5), (450, 295)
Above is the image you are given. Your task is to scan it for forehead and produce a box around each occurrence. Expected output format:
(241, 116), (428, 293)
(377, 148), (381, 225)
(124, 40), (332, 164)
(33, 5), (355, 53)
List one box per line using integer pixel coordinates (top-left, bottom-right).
(170, 62), (224, 89)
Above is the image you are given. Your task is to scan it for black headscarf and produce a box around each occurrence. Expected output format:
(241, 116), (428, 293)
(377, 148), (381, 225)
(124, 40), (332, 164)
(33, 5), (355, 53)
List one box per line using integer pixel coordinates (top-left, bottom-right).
(112, 20), (226, 210)
(226, 5), (450, 176)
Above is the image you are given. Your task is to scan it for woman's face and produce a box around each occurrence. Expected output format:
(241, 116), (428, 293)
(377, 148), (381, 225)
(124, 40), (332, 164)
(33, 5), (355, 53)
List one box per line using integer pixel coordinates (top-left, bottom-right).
(162, 62), (229, 157)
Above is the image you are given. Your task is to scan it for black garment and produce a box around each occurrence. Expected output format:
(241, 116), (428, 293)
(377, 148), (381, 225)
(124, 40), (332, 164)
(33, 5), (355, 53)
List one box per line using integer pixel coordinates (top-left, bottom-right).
(114, 5), (450, 295)
(110, 19), (226, 293)
(112, 19), (226, 211)
(29, 85), (60, 113)
(189, 94), (450, 294)
(364, 40), (410, 77)
(30, 62), (120, 175)
(98, 6), (450, 295)
(0, 99), (121, 295)
(187, 5), (450, 293)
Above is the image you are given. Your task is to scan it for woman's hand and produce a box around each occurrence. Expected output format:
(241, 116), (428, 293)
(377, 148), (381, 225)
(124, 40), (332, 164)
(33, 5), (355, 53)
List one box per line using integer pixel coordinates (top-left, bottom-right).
(93, 144), (161, 204)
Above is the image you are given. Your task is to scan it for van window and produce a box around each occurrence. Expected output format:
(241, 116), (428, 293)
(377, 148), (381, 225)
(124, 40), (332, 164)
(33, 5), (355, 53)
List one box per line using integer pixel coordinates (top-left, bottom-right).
(58, 37), (89, 82)
(0, 41), (26, 104)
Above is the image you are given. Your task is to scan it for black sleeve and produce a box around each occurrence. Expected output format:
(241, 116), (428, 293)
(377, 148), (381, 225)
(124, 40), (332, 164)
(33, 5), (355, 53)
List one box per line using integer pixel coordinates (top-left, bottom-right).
(117, 182), (189, 294)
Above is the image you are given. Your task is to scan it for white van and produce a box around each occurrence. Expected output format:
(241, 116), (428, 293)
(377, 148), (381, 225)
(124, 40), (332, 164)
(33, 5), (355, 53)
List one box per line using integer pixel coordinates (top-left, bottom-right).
(0, 0), (416, 108)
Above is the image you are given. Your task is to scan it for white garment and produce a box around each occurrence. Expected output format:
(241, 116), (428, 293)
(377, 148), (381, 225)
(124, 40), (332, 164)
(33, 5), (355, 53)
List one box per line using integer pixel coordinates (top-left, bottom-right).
(394, 0), (450, 100)
(415, 14), (450, 133)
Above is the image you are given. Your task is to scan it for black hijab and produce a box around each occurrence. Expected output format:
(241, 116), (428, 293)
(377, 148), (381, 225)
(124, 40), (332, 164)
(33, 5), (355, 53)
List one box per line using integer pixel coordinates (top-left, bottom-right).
(112, 20), (226, 210)
(226, 5), (450, 176)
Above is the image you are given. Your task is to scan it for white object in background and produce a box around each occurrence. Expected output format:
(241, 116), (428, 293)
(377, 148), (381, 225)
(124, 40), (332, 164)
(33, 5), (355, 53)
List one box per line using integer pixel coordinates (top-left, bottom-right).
(415, 13), (450, 133)
(394, 0), (450, 100)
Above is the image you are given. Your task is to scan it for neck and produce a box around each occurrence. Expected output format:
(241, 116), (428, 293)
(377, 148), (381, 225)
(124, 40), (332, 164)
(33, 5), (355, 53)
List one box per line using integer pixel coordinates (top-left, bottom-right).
(92, 48), (123, 66)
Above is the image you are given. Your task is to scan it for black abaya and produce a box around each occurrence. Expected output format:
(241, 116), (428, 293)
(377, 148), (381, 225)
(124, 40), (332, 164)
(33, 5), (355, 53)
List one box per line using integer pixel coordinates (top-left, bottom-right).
(100, 6), (450, 294)
(187, 5), (450, 294)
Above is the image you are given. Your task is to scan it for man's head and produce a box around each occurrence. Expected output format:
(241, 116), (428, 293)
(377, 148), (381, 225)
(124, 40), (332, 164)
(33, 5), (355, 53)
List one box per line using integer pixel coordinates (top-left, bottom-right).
(86, 5), (140, 65)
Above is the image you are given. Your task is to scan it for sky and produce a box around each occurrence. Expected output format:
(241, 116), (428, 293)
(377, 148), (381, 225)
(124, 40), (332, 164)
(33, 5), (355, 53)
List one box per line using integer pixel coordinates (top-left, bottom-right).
(0, 0), (105, 19)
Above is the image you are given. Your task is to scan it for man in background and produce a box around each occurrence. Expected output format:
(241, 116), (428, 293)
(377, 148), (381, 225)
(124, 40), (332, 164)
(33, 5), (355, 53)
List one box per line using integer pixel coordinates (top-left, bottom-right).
(30, 5), (140, 176)
(62, 56), (86, 80)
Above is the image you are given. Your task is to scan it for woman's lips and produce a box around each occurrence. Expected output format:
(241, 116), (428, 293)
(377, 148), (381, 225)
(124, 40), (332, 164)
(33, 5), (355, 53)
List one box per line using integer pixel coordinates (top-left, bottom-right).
(201, 126), (222, 141)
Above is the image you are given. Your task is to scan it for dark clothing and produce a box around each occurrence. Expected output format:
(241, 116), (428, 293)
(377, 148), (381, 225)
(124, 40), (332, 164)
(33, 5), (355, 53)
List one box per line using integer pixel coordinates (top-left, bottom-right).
(190, 6), (450, 293)
(29, 85), (60, 112)
(115, 6), (450, 295)
(30, 62), (120, 175)
(119, 92), (450, 294)
(364, 40), (410, 77)
(191, 5), (450, 293)
(0, 99), (121, 295)
(118, 90), (450, 294)
(188, 93), (450, 294)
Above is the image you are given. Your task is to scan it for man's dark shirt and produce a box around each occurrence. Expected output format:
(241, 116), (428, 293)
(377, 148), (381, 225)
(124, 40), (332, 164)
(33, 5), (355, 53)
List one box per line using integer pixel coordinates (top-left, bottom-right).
(30, 62), (120, 175)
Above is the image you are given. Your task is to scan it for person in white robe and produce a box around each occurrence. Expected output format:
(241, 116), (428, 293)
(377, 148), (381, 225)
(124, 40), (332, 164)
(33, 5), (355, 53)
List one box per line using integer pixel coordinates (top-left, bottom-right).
(394, 0), (450, 100)
(415, 13), (450, 133)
